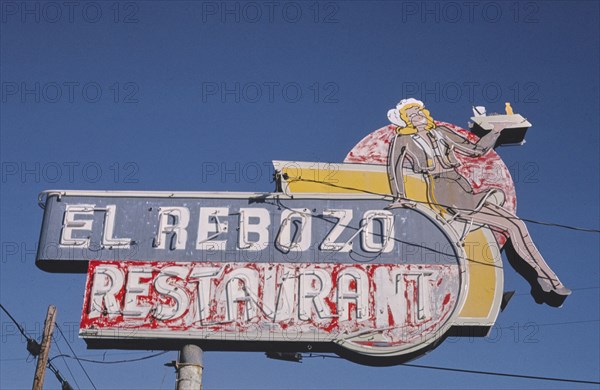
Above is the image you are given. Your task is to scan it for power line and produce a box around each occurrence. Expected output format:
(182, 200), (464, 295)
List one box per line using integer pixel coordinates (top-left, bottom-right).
(0, 303), (74, 390)
(51, 336), (80, 390)
(303, 353), (600, 385)
(496, 319), (600, 329)
(517, 217), (600, 233)
(55, 324), (97, 390)
(285, 177), (600, 233)
(0, 303), (31, 340)
(77, 351), (167, 359)
(3, 303), (599, 385)
(46, 362), (75, 390)
(13, 318), (597, 367)
(52, 351), (169, 365)
(3, 351), (170, 362)
(399, 362), (600, 385)
(0, 303), (43, 357)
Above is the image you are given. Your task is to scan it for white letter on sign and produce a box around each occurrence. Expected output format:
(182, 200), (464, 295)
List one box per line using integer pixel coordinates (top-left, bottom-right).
(123, 266), (152, 318)
(337, 268), (369, 321)
(238, 208), (270, 251)
(361, 210), (395, 253)
(88, 265), (124, 319)
(154, 207), (190, 250)
(153, 266), (190, 321)
(374, 267), (407, 328)
(61, 204), (95, 247)
(223, 268), (260, 322)
(102, 205), (131, 247)
(197, 207), (229, 251)
(277, 209), (312, 252)
(189, 266), (223, 321)
(298, 269), (335, 322)
(405, 272), (434, 322)
(262, 265), (295, 322)
(320, 209), (353, 252)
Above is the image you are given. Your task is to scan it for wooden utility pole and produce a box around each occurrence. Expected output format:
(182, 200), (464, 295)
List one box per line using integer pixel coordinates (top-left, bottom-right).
(32, 305), (57, 390)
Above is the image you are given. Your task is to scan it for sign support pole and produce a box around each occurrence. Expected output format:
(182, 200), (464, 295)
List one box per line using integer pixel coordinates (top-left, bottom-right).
(176, 344), (203, 390)
(32, 305), (57, 390)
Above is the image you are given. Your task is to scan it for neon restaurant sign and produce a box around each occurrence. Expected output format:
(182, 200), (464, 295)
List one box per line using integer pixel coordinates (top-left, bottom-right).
(36, 98), (570, 365)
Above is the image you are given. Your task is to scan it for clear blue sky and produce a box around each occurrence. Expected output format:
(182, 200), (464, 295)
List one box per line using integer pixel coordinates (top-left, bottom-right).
(1, 1), (599, 389)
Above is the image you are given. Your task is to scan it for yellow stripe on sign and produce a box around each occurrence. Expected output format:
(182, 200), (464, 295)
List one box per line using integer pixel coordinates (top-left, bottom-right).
(459, 228), (498, 318)
(283, 168), (393, 195)
(282, 166), (433, 200)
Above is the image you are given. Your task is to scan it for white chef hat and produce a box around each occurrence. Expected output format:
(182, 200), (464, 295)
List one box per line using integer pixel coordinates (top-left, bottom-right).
(387, 98), (425, 127)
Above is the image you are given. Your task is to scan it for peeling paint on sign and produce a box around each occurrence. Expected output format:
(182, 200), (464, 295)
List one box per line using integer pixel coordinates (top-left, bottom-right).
(81, 260), (461, 358)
